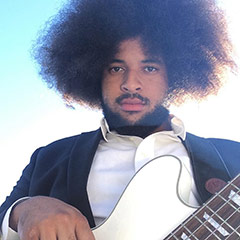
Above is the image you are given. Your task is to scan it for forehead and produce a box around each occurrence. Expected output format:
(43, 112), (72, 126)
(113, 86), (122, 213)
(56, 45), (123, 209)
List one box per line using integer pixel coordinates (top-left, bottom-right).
(112, 38), (164, 64)
(116, 38), (147, 57)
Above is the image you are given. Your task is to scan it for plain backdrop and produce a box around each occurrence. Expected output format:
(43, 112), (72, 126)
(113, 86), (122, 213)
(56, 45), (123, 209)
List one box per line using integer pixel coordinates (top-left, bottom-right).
(1, 0), (240, 203)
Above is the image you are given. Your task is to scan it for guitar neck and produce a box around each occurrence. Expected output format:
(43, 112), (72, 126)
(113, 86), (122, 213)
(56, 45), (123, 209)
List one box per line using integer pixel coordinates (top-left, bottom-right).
(165, 174), (240, 240)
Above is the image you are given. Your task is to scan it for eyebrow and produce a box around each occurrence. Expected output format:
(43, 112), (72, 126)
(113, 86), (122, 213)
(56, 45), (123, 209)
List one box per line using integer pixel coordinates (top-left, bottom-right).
(110, 59), (124, 64)
(109, 58), (164, 64)
(141, 59), (164, 65)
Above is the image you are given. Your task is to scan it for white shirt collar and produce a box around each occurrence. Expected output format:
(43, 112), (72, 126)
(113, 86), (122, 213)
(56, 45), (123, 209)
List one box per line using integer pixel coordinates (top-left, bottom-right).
(100, 115), (186, 142)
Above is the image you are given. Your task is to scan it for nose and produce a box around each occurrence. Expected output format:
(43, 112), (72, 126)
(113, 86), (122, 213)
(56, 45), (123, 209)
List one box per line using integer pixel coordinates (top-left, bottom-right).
(120, 70), (142, 93)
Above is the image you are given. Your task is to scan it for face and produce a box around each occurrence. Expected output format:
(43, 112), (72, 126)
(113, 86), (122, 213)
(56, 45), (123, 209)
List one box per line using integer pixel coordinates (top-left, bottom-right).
(102, 38), (169, 128)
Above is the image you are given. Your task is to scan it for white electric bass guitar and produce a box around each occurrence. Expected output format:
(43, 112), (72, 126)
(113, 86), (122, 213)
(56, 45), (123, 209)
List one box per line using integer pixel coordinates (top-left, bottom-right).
(92, 155), (240, 239)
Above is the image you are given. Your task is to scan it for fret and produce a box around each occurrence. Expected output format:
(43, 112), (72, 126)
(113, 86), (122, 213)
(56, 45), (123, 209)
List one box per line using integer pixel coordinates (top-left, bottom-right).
(214, 177), (240, 202)
(205, 195), (239, 230)
(228, 190), (240, 207)
(166, 228), (198, 240)
(204, 194), (227, 213)
(205, 196), (235, 220)
(218, 194), (240, 213)
(192, 199), (240, 239)
(205, 204), (237, 234)
(217, 193), (240, 230)
(182, 224), (199, 240)
(225, 225), (240, 240)
(166, 215), (200, 239)
(180, 232), (191, 240)
(202, 213), (240, 240)
(166, 198), (237, 239)
(172, 224), (200, 240)
(204, 201), (240, 238)
(164, 218), (201, 240)
(164, 229), (191, 240)
(231, 174), (240, 187)
(225, 232), (240, 240)
(182, 213), (214, 239)
(165, 175), (240, 240)
(223, 210), (240, 230)
(230, 182), (240, 192)
(218, 207), (240, 237)
(203, 212), (229, 237)
(195, 207), (227, 238)
(164, 232), (179, 240)
(194, 214), (222, 240)
(225, 231), (240, 239)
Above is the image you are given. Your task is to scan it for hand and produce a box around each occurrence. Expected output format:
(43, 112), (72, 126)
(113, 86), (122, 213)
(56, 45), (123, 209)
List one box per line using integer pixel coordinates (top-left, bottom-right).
(10, 196), (95, 240)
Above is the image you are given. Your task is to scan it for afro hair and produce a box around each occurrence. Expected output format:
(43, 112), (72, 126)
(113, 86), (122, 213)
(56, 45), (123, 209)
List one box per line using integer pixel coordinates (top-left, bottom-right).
(33, 0), (236, 108)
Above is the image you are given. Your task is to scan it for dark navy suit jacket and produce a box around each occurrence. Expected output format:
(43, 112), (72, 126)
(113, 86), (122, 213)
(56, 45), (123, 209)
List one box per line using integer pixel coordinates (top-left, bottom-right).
(0, 129), (240, 228)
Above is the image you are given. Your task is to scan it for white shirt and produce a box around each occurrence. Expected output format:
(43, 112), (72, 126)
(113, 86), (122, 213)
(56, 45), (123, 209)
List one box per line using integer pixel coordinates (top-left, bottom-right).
(87, 116), (200, 225)
(1, 116), (200, 239)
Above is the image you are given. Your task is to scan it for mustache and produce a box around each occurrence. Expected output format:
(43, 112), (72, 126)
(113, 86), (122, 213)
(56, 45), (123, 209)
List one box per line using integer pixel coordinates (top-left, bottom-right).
(115, 93), (150, 105)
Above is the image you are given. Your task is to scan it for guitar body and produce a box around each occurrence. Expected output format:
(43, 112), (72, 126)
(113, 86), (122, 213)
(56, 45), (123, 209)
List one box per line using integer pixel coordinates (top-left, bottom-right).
(92, 155), (197, 239)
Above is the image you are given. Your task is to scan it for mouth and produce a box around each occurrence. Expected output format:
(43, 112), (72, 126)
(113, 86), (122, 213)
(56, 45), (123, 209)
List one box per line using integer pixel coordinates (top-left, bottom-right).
(119, 98), (147, 112)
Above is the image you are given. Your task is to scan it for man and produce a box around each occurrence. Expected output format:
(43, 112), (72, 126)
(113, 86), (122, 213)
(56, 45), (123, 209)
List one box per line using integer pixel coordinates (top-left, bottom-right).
(1, 0), (239, 239)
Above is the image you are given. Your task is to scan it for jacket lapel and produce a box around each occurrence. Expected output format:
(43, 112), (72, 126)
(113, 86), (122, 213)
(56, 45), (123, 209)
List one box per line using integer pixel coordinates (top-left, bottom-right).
(67, 129), (102, 227)
(65, 130), (233, 225)
(183, 133), (231, 204)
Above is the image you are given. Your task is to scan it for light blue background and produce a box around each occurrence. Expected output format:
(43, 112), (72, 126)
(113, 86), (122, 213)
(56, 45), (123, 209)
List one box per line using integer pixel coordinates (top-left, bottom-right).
(1, 0), (240, 202)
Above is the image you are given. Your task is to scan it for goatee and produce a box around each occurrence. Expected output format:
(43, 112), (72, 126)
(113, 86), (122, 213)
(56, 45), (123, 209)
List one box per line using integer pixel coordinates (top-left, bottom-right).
(101, 100), (170, 138)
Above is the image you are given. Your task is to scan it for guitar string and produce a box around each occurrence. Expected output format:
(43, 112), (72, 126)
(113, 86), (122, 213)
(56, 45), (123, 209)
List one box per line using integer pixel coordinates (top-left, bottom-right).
(165, 226), (199, 240)
(165, 191), (226, 239)
(165, 220), (199, 239)
(205, 202), (239, 236)
(206, 189), (240, 235)
(225, 226), (240, 240)
(165, 208), (221, 240)
(181, 224), (200, 240)
(204, 185), (240, 239)
(193, 215), (221, 240)
(166, 232), (179, 240)
(165, 176), (240, 240)
(165, 221), (200, 239)
(191, 179), (240, 240)
(204, 186), (240, 240)
(230, 182), (240, 192)
(199, 183), (240, 240)
(217, 194), (240, 234)
(223, 184), (240, 239)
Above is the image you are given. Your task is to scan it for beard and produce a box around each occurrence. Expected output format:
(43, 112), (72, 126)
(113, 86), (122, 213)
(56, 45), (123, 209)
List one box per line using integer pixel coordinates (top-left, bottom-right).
(101, 94), (170, 138)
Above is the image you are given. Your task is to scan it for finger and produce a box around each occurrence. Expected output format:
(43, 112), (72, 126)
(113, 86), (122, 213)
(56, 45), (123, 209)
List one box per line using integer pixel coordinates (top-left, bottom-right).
(56, 226), (77, 240)
(57, 232), (77, 240)
(39, 227), (57, 240)
(19, 227), (40, 240)
(75, 221), (95, 240)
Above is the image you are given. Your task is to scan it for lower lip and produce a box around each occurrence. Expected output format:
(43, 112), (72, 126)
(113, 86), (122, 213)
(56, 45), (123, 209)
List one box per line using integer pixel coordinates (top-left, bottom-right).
(120, 103), (145, 112)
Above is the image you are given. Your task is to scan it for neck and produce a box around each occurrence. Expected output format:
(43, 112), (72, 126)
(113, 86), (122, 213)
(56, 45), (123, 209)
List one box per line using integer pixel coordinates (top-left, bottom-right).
(152, 116), (173, 133)
(114, 117), (172, 138)
(102, 103), (171, 138)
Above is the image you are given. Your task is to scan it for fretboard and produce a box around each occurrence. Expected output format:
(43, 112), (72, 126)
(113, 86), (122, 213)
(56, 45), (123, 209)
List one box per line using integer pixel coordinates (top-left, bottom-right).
(165, 174), (240, 240)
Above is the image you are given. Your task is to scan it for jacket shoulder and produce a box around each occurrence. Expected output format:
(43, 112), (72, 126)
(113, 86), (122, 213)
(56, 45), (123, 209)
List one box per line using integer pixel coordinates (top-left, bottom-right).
(186, 132), (240, 177)
(36, 129), (101, 162)
(187, 132), (240, 149)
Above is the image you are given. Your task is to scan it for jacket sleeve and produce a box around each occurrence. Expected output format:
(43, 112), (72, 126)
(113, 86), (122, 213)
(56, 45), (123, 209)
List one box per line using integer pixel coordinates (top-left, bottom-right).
(0, 148), (42, 227)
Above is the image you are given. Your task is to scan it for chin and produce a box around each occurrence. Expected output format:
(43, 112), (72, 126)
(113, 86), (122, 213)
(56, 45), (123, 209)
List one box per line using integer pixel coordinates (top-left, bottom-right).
(118, 110), (145, 122)
(102, 100), (169, 129)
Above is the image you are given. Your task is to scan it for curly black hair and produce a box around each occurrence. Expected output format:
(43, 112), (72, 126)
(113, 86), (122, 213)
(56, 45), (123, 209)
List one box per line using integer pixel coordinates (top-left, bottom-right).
(33, 0), (235, 108)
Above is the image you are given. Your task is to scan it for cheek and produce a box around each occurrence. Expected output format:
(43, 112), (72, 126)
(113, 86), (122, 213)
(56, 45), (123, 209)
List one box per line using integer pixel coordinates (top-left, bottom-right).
(102, 78), (110, 98)
(146, 81), (167, 97)
(102, 80), (117, 103)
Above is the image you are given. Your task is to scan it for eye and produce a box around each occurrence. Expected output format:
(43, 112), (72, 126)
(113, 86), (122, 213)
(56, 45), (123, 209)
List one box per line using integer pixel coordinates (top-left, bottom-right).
(109, 66), (124, 73)
(144, 66), (158, 73)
